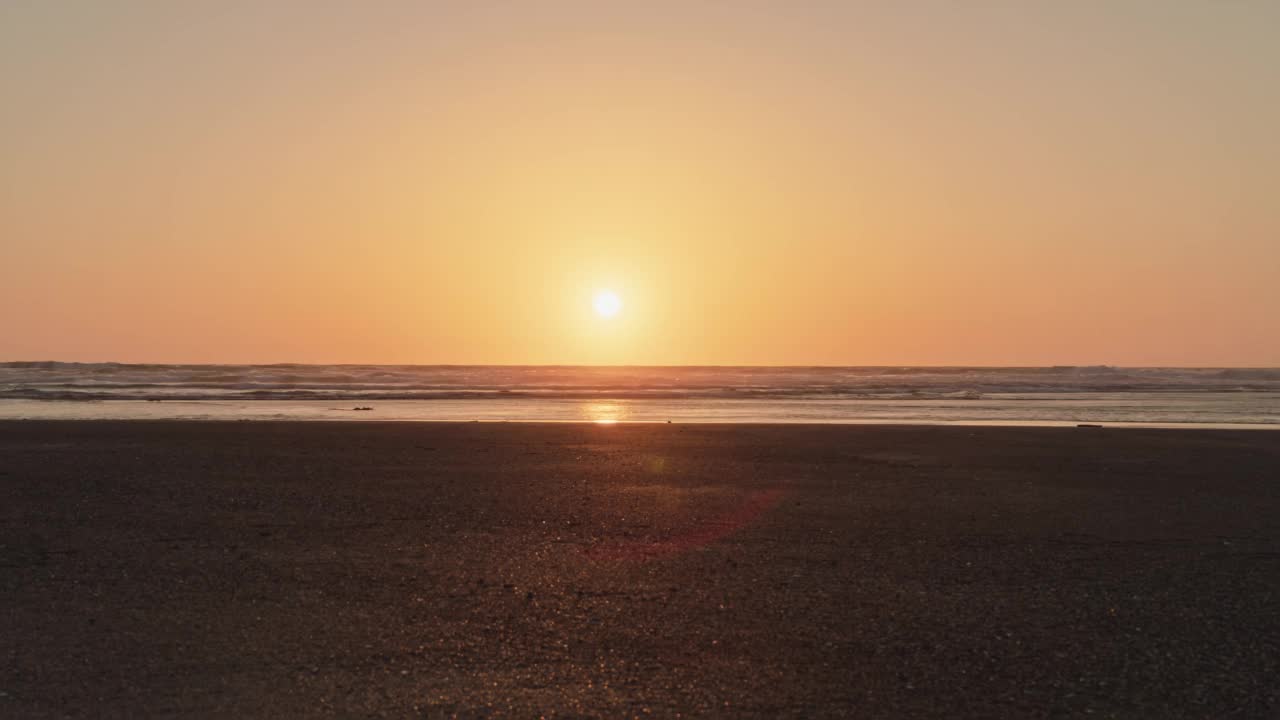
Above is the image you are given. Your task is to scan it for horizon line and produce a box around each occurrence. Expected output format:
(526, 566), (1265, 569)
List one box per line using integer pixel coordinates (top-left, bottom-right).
(4, 360), (1278, 371)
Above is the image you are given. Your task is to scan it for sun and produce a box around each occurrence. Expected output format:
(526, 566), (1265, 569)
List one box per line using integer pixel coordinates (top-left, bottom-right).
(593, 290), (622, 318)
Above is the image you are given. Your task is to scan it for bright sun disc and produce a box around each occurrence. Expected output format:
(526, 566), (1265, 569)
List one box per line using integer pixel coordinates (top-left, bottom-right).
(593, 291), (622, 317)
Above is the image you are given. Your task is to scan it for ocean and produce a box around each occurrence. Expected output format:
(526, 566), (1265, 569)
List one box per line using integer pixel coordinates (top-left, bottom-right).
(1, 363), (1277, 427)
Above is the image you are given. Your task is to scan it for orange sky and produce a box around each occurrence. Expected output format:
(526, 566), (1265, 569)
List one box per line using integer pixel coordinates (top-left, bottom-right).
(2, 2), (1277, 365)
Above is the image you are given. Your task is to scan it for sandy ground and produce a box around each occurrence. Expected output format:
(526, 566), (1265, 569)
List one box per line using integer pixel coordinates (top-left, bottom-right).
(2, 421), (1279, 718)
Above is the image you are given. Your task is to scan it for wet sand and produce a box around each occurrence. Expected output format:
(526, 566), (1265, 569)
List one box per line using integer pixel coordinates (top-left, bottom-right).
(2, 421), (1278, 717)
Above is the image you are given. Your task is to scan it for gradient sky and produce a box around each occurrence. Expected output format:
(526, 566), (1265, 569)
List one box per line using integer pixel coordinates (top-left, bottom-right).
(2, 1), (1277, 365)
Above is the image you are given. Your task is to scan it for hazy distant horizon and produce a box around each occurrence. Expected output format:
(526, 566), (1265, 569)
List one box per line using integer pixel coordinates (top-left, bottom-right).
(4, 359), (1280, 370)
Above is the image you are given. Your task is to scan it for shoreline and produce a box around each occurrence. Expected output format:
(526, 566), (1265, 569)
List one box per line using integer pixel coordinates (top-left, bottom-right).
(2, 416), (1278, 431)
(1, 399), (1277, 430)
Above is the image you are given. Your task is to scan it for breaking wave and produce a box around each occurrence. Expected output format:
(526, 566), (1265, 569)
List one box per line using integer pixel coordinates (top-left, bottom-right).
(2, 362), (1278, 401)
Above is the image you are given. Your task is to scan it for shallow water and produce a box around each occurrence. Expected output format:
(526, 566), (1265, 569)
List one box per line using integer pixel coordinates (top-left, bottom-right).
(1, 393), (1277, 428)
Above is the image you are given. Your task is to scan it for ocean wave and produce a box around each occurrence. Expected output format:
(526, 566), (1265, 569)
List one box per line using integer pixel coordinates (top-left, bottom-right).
(2, 362), (1278, 401)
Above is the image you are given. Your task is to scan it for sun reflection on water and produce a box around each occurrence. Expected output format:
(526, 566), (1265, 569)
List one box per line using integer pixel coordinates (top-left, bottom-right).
(582, 401), (628, 424)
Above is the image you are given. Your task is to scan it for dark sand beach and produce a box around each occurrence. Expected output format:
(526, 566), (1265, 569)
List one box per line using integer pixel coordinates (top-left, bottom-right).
(2, 421), (1278, 717)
